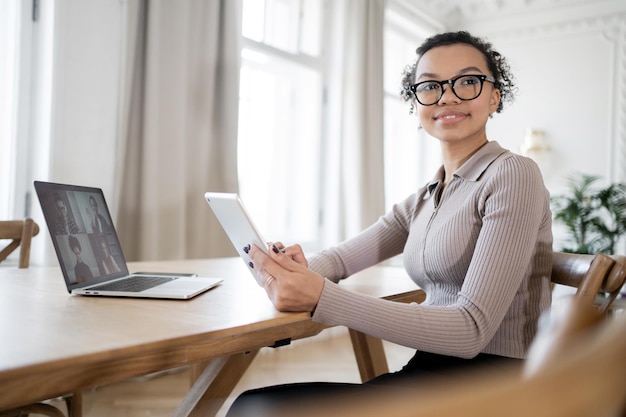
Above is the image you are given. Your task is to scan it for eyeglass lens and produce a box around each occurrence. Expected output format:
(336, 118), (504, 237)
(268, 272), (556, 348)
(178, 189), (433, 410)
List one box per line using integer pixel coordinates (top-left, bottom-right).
(413, 75), (486, 106)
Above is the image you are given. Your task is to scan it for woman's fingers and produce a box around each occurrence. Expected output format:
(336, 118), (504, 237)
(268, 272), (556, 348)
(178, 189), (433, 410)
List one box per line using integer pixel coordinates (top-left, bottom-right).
(248, 243), (323, 312)
(263, 242), (308, 267)
(248, 244), (289, 283)
(250, 243), (303, 277)
(282, 243), (308, 267)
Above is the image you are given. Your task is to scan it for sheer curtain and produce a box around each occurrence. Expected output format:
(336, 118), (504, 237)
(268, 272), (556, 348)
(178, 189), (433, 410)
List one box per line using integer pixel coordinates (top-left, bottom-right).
(115, 0), (242, 261)
(321, 0), (386, 245)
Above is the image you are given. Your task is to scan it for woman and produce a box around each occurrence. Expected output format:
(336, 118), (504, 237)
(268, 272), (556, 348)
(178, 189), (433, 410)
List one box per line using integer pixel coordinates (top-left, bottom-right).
(229, 31), (553, 414)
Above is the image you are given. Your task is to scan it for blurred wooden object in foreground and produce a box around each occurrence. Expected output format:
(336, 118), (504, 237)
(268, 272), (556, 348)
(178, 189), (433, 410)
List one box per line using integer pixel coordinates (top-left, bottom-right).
(277, 299), (626, 417)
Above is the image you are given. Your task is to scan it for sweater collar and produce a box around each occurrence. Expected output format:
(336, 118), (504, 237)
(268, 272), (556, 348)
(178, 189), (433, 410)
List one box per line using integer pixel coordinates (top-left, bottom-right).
(426, 141), (508, 196)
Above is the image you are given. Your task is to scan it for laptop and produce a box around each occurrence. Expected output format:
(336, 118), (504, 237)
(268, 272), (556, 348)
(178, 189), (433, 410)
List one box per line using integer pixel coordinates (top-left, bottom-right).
(34, 181), (223, 299)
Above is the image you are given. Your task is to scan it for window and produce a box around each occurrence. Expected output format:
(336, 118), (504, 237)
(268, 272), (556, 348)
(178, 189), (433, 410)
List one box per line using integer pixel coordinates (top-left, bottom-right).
(238, 0), (325, 250)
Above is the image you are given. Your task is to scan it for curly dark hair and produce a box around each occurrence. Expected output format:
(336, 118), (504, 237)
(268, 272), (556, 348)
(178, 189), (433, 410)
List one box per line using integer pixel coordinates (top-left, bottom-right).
(400, 31), (516, 114)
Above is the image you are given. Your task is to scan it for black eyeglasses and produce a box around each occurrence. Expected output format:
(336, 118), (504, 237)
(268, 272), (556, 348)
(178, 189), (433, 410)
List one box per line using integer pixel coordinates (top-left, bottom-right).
(410, 74), (496, 106)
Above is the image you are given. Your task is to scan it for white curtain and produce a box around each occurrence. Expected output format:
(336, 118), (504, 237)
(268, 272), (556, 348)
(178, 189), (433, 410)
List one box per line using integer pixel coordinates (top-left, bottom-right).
(115, 0), (242, 261)
(322, 0), (386, 245)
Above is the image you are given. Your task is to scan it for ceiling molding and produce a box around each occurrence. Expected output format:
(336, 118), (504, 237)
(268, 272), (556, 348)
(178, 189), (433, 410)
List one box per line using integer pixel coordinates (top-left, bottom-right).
(409, 0), (626, 29)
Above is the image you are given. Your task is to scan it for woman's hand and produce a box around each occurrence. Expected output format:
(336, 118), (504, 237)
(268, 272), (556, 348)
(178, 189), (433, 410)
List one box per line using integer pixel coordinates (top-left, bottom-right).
(270, 242), (308, 268)
(249, 242), (324, 312)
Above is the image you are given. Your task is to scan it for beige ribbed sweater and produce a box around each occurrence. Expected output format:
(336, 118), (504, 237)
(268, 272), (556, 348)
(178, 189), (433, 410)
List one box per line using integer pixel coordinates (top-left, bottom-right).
(309, 141), (553, 359)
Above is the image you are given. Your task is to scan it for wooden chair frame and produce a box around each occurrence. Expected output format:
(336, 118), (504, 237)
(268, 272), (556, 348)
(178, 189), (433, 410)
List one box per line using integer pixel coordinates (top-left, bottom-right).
(0, 218), (40, 268)
(551, 252), (626, 314)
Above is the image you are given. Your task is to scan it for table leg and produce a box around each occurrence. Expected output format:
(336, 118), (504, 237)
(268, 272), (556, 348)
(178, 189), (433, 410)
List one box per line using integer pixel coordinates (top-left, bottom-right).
(349, 330), (389, 382)
(172, 350), (259, 417)
(65, 392), (82, 417)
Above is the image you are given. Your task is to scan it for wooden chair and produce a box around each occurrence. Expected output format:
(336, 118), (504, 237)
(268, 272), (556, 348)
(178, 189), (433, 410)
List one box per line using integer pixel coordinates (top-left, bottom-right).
(0, 218), (39, 268)
(349, 251), (626, 382)
(280, 298), (626, 417)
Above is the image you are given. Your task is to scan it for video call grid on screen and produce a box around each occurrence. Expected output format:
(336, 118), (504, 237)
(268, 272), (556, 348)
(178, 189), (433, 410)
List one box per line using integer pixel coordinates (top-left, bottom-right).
(40, 187), (125, 285)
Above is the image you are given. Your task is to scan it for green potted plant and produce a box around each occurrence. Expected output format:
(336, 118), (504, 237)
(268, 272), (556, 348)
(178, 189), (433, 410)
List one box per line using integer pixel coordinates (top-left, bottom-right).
(551, 173), (626, 255)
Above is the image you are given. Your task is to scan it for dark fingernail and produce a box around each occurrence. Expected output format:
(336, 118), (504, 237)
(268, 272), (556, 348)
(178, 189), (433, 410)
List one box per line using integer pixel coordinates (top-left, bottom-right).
(243, 244), (250, 254)
(272, 244), (279, 254)
(248, 261), (254, 269)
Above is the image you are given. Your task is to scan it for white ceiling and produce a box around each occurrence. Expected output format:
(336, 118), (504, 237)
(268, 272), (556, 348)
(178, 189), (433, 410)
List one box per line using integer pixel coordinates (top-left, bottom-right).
(404, 0), (618, 28)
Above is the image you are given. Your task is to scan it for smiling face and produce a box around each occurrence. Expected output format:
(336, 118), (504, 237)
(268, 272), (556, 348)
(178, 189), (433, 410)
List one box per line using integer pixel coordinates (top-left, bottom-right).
(414, 43), (500, 147)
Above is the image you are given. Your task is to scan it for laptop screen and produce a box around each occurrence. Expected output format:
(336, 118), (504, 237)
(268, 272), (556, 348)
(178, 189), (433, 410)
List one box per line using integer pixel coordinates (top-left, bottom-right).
(34, 181), (130, 289)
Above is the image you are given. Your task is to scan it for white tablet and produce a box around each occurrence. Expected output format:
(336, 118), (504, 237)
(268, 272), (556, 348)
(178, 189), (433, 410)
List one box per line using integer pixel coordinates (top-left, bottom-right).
(204, 192), (269, 286)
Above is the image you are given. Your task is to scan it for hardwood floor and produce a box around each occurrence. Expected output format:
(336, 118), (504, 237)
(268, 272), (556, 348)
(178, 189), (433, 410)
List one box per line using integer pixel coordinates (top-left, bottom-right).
(47, 327), (414, 417)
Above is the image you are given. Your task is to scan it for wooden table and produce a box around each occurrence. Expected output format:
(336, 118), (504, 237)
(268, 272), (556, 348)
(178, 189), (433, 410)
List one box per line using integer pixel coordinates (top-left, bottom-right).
(0, 257), (423, 416)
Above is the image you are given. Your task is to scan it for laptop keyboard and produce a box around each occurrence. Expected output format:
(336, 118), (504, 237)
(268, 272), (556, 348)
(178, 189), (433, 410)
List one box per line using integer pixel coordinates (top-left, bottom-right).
(89, 276), (178, 292)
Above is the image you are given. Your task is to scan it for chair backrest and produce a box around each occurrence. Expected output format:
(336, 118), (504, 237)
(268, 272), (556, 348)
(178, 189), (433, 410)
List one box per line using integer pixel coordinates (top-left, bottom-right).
(0, 218), (40, 268)
(551, 252), (626, 314)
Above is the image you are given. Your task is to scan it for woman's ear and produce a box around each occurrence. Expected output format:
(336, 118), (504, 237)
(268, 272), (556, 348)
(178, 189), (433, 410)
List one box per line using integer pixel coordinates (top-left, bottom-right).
(489, 88), (501, 113)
